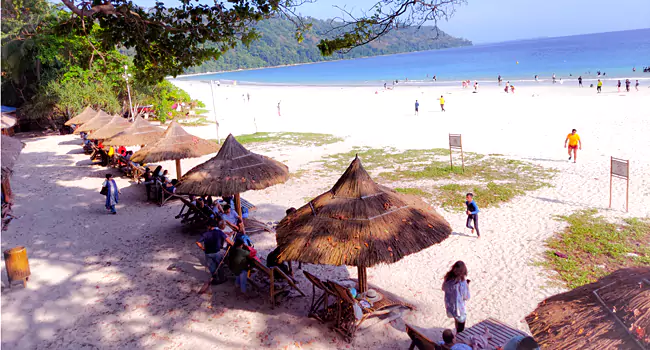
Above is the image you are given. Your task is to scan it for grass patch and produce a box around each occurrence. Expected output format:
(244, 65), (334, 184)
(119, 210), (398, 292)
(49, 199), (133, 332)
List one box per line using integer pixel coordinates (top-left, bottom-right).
(543, 209), (650, 289)
(235, 132), (343, 147)
(178, 117), (214, 127)
(394, 187), (431, 197)
(290, 169), (307, 179)
(193, 108), (210, 115)
(319, 147), (556, 210)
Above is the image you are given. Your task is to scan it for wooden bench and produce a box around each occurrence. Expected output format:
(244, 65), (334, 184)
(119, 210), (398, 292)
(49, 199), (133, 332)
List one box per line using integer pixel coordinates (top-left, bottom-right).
(405, 323), (438, 350)
(174, 195), (212, 226)
(248, 258), (305, 308)
(456, 318), (528, 349)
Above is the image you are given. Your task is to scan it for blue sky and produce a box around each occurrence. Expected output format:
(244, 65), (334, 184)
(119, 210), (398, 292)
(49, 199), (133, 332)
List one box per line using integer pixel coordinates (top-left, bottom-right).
(138, 0), (650, 43)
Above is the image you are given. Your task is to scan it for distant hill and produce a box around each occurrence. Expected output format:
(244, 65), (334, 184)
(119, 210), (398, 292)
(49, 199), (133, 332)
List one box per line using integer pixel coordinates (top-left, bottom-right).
(184, 17), (472, 74)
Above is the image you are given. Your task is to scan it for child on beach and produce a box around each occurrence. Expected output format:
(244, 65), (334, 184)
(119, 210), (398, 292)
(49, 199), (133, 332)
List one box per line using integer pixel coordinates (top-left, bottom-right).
(564, 129), (581, 163)
(443, 261), (471, 333)
(465, 193), (480, 237)
(439, 96), (446, 112)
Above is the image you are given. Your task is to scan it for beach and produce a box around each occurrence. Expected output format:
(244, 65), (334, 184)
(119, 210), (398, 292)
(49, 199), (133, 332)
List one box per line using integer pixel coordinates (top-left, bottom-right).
(2, 80), (649, 349)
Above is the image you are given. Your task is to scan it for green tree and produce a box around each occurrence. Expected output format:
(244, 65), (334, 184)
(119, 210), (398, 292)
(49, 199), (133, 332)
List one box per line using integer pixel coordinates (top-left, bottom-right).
(56, 0), (466, 83)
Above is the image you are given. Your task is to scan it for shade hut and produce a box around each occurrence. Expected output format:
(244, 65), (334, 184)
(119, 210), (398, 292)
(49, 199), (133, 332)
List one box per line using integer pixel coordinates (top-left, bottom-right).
(86, 115), (131, 140)
(175, 133), (289, 216)
(275, 156), (452, 293)
(130, 121), (219, 179)
(103, 117), (164, 147)
(73, 111), (113, 134)
(526, 267), (650, 350)
(1, 136), (25, 204)
(64, 106), (97, 126)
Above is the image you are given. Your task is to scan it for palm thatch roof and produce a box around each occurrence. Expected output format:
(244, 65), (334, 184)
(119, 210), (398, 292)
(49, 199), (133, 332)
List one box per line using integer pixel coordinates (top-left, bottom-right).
(73, 111), (113, 134)
(64, 106), (97, 126)
(103, 117), (164, 146)
(130, 121), (218, 164)
(175, 133), (289, 196)
(527, 267), (650, 350)
(1, 136), (25, 179)
(275, 156), (452, 267)
(87, 115), (131, 140)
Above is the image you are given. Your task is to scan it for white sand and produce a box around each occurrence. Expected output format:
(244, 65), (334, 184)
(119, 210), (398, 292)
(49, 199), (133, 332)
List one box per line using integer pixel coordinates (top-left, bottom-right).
(2, 80), (649, 349)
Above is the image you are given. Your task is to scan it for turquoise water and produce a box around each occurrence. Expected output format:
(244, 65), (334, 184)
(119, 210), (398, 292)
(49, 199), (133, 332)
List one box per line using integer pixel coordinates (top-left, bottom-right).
(179, 28), (650, 85)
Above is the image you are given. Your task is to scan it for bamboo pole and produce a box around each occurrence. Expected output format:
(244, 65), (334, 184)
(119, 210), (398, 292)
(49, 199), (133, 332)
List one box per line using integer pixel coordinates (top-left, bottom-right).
(358, 265), (367, 293)
(234, 193), (243, 217)
(175, 159), (182, 180)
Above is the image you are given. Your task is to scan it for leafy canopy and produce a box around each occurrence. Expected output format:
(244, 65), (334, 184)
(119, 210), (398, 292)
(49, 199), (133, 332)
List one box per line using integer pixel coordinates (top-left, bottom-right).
(58, 0), (465, 83)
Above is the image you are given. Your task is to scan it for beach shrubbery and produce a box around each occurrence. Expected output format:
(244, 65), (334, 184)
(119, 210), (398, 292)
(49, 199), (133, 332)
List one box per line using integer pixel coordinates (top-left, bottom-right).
(544, 210), (650, 289)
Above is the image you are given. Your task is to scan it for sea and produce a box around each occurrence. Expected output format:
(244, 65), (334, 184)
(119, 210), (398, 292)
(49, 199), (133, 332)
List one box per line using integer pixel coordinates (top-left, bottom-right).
(178, 28), (650, 85)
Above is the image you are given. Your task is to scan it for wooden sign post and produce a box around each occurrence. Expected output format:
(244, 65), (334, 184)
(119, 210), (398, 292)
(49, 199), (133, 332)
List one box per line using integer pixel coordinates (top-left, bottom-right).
(449, 134), (464, 172)
(609, 157), (629, 212)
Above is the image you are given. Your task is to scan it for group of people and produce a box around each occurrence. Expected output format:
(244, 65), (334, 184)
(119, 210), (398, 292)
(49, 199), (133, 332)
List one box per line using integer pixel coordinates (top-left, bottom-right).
(616, 79), (640, 92)
(440, 260), (540, 349)
(142, 165), (178, 201)
(195, 207), (295, 294)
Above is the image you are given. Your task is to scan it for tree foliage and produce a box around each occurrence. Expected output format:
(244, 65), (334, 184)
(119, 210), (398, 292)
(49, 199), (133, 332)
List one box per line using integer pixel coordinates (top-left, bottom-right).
(1, 0), (200, 128)
(184, 17), (471, 74)
(57, 0), (466, 83)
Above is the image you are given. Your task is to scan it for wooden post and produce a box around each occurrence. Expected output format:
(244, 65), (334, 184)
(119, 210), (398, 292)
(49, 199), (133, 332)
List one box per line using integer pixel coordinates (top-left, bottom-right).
(625, 161), (629, 213)
(175, 159), (182, 180)
(234, 193), (243, 217)
(270, 267), (275, 308)
(460, 135), (465, 173)
(449, 144), (453, 169)
(357, 265), (367, 293)
(609, 157), (613, 209)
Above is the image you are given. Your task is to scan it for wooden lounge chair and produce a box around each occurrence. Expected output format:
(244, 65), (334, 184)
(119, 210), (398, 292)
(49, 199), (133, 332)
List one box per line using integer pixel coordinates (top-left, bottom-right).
(405, 323), (438, 350)
(303, 271), (338, 323)
(174, 195), (212, 226)
(326, 280), (415, 342)
(247, 258), (305, 308)
(455, 317), (528, 349)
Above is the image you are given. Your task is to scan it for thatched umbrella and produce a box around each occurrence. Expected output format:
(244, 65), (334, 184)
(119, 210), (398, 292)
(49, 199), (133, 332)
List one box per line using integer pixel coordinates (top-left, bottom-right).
(86, 115), (131, 140)
(130, 121), (219, 179)
(526, 267), (650, 350)
(275, 156), (452, 293)
(103, 117), (164, 147)
(73, 111), (113, 134)
(64, 106), (97, 126)
(1, 136), (25, 203)
(175, 133), (289, 216)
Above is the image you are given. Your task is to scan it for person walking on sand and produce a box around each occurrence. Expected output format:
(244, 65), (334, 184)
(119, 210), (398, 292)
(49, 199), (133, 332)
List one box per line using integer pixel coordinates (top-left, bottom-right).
(415, 100), (420, 116)
(443, 261), (471, 333)
(617, 80), (621, 92)
(597, 79), (603, 93)
(636, 80), (640, 91)
(498, 74), (502, 86)
(102, 173), (121, 214)
(439, 95), (446, 112)
(465, 193), (480, 238)
(277, 101), (281, 116)
(564, 129), (582, 163)
(625, 79), (630, 92)
(578, 76), (583, 87)
(552, 73), (556, 84)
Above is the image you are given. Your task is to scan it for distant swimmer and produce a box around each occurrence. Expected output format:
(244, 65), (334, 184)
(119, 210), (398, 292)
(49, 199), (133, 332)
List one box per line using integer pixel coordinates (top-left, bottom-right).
(433, 75), (437, 81)
(534, 75), (538, 82)
(415, 100), (420, 116)
(439, 95), (446, 112)
(578, 76), (583, 87)
(633, 67), (636, 72)
(564, 129), (582, 163)
(552, 73), (557, 84)
(597, 79), (603, 93)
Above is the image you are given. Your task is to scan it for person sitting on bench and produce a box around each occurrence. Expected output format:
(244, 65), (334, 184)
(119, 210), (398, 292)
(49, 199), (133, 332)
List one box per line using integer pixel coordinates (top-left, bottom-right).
(222, 204), (244, 233)
(266, 246), (293, 279)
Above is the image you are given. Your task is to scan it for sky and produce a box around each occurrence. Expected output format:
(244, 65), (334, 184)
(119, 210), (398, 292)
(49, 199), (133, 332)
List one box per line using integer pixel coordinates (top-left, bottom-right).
(137, 0), (650, 43)
(294, 0), (650, 43)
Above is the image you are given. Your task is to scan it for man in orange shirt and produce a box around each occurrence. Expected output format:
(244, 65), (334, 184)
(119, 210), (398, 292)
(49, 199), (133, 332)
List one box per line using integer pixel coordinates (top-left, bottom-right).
(564, 129), (582, 163)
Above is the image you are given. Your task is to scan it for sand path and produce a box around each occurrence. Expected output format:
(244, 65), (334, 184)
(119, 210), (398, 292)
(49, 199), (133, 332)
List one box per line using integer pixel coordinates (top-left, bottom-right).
(2, 83), (649, 349)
